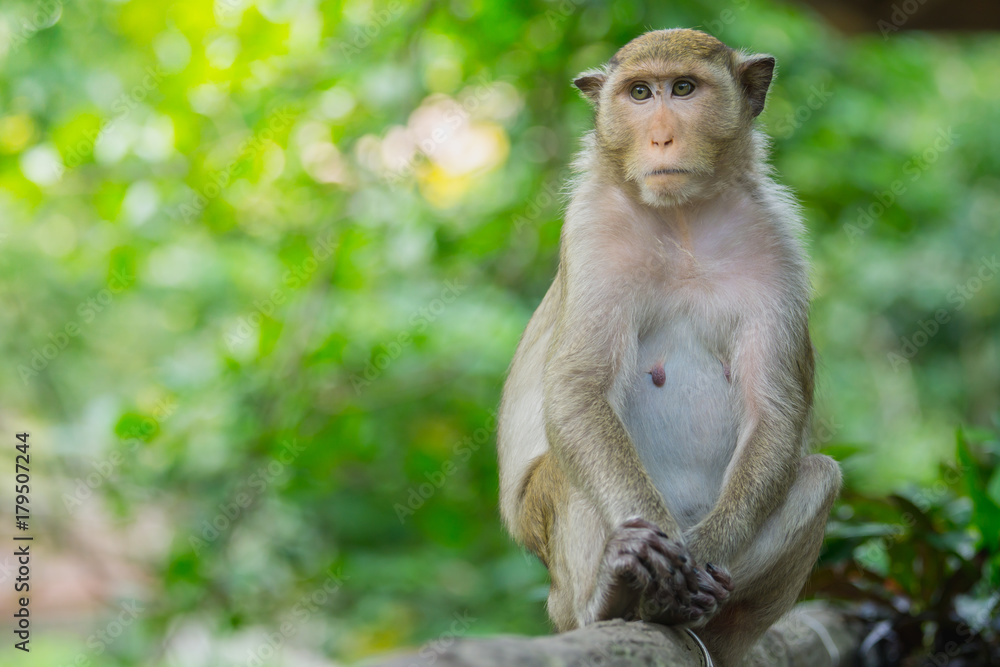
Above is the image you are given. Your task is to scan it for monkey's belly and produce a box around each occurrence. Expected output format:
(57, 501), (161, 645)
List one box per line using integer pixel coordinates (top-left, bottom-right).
(617, 326), (739, 530)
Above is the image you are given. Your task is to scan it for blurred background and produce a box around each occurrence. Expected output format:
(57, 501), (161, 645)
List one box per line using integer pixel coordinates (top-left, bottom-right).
(0, 0), (998, 665)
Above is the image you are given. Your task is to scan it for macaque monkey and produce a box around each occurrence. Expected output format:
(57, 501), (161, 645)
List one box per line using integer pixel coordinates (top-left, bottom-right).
(497, 29), (841, 666)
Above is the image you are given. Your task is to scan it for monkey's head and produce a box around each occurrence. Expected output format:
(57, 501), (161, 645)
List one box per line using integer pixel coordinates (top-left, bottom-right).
(574, 29), (775, 207)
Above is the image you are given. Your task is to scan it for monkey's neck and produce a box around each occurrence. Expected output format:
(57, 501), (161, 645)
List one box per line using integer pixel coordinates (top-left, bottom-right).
(667, 208), (701, 279)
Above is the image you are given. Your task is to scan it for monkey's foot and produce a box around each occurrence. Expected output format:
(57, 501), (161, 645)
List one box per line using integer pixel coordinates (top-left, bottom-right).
(595, 518), (701, 621)
(640, 560), (733, 627)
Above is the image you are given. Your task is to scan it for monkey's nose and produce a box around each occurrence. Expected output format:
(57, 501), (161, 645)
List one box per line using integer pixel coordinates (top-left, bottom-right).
(651, 136), (673, 148)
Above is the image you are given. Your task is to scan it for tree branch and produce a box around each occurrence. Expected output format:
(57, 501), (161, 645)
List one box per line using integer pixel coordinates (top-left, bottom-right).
(362, 602), (861, 666)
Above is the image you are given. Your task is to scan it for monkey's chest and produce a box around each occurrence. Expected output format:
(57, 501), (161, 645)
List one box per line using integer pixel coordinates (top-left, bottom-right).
(616, 319), (739, 529)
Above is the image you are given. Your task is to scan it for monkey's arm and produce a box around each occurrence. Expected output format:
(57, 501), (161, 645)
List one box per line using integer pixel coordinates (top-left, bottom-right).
(686, 313), (813, 568)
(541, 254), (682, 538)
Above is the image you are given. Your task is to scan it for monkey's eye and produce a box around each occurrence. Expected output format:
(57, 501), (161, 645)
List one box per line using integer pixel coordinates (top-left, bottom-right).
(672, 80), (695, 97)
(629, 84), (652, 101)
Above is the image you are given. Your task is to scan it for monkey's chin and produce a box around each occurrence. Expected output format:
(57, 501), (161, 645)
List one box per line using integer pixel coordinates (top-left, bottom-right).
(639, 172), (701, 208)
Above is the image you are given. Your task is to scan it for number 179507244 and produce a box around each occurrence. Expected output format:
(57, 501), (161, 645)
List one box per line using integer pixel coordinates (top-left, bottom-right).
(15, 433), (29, 530)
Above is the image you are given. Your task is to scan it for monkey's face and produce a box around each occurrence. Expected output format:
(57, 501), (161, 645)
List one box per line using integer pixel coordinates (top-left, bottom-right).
(601, 60), (742, 206)
(574, 29), (774, 208)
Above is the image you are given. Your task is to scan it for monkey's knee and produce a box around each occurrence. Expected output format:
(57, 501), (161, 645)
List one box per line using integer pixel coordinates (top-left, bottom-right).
(763, 454), (840, 549)
(796, 454), (842, 519)
(728, 454), (839, 586)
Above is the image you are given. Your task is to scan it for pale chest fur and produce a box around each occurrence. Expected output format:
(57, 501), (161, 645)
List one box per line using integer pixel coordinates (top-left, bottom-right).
(605, 197), (788, 528)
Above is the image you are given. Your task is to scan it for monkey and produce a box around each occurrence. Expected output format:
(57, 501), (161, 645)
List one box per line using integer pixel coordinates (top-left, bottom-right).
(497, 29), (841, 666)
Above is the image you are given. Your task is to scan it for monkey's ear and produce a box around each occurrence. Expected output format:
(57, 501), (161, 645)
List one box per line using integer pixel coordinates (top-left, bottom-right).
(573, 69), (606, 104)
(738, 55), (775, 117)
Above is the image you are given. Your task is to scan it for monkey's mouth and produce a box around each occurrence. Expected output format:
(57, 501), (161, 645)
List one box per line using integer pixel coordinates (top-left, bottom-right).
(647, 168), (689, 176)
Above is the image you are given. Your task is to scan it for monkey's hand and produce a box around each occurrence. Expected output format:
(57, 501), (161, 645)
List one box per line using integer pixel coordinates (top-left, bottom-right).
(592, 518), (704, 623)
(640, 558), (734, 628)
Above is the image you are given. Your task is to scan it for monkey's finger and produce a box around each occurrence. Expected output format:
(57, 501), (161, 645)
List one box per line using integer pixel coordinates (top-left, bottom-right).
(682, 563), (703, 594)
(688, 592), (720, 614)
(696, 574), (731, 602)
(640, 588), (685, 625)
(643, 528), (679, 556)
(655, 538), (694, 571)
(608, 551), (654, 590)
(619, 527), (688, 580)
(621, 517), (669, 538)
(705, 563), (735, 592)
(630, 532), (698, 595)
(636, 544), (676, 585)
(658, 548), (699, 595)
(629, 527), (681, 564)
(644, 556), (689, 607)
(663, 564), (693, 606)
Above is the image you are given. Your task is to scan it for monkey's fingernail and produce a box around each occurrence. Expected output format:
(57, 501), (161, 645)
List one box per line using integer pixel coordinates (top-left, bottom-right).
(706, 563), (716, 573)
(656, 530), (669, 538)
(678, 555), (687, 563)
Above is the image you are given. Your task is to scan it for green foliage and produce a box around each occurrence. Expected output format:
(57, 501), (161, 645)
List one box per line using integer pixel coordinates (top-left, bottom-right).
(815, 428), (1000, 663)
(1, 0), (997, 664)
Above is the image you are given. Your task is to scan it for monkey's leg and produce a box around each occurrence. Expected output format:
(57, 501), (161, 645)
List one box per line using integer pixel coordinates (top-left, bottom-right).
(515, 452), (605, 630)
(695, 454), (841, 667)
(519, 453), (698, 630)
(543, 487), (607, 630)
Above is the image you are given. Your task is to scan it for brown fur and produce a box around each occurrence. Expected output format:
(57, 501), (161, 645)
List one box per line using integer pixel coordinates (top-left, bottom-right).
(497, 29), (841, 667)
(518, 452), (566, 567)
(609, 29), (733, 69)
